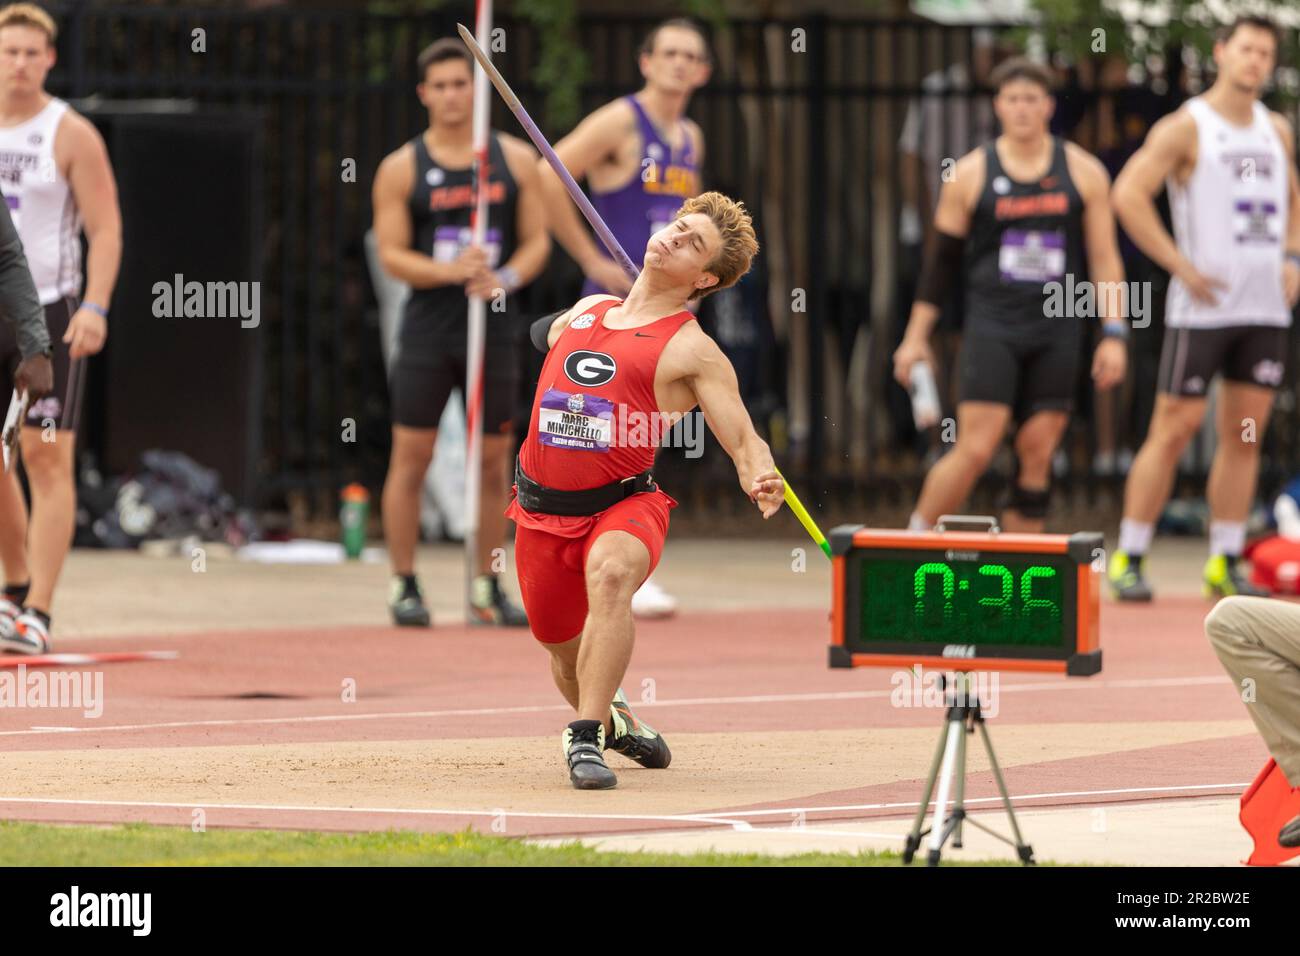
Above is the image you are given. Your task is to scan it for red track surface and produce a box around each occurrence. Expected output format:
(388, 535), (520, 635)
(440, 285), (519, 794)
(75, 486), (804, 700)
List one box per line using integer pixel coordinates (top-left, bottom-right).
(0, 599), (1269, 838)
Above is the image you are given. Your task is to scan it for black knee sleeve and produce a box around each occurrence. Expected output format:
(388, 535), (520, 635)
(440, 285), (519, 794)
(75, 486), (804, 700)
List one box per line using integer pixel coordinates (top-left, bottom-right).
(1004, 483), (1051, 519)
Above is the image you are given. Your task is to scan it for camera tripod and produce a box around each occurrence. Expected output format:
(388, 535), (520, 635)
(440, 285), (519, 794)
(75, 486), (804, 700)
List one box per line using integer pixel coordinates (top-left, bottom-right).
(901, 671), (1034, 867)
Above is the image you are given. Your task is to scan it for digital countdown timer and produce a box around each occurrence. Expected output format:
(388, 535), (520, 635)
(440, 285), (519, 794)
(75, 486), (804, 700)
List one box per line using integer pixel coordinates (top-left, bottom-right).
(829, 525), (1102, 675)
(863, 557), (1069, 646)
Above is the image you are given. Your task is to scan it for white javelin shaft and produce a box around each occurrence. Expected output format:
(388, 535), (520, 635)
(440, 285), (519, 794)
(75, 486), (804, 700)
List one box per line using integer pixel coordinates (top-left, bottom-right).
(464, 0), (493, 615)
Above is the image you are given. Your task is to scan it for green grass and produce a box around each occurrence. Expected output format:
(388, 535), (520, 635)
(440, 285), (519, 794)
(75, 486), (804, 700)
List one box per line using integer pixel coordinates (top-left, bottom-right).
(0, 821), (1026, 866)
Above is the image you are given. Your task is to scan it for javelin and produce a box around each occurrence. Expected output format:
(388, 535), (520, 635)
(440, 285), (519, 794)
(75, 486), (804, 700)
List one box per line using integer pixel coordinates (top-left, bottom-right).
(457, 24), (831, 561)
(456, 23), (639, 282)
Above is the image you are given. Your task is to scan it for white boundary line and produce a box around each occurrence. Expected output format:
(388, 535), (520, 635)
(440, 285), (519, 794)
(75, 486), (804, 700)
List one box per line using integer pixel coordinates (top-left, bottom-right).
(707, 782), (1251, 818)
(0, 796), (753, 832)
(0, 674), (1233, 738)
(0, 783), (1249, 836)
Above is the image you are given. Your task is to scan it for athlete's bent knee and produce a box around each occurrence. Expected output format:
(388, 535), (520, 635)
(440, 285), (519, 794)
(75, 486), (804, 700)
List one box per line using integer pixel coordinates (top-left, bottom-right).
(586, 556), (639, 604)
(1204, 594), (1255, 648)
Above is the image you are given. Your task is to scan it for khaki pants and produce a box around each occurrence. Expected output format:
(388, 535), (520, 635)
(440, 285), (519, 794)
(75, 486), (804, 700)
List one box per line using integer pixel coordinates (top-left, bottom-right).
(1205, 596), (1300, 786)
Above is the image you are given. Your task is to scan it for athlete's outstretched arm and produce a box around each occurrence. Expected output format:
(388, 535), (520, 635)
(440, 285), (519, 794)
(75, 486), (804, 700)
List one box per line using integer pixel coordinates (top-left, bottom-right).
(1111, 111), (1223, 303)
(686, 332), (784, 518)
(1270, 114), (1300, 307)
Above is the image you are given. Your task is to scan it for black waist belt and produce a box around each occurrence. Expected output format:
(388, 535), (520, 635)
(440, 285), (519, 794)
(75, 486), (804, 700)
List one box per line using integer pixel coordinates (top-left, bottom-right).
(514, 459), (658, 517)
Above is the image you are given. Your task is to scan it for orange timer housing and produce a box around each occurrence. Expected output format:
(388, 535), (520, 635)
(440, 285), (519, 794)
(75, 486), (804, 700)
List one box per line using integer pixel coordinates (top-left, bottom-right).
(829, 525), (1102, 675)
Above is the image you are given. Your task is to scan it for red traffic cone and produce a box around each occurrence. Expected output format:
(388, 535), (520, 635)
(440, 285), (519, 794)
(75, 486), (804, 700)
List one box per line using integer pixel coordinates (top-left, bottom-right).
(1240, 759), (1300, 866)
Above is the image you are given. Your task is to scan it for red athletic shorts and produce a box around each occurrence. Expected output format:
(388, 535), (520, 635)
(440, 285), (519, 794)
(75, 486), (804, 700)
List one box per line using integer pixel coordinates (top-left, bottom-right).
(506, 490), (676, 644)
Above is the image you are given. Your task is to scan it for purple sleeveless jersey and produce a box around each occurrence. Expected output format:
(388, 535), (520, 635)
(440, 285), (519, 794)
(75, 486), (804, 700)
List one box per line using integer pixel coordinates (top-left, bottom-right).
(581, 95), (701, 295)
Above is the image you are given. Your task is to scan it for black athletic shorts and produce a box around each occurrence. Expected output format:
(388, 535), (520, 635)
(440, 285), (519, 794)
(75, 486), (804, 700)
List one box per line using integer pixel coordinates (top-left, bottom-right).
(0, 296), (85, 432)
(959, 329), (1080, 420)
(390, 308), (520, 433)
(1157, 324), (1288, 396)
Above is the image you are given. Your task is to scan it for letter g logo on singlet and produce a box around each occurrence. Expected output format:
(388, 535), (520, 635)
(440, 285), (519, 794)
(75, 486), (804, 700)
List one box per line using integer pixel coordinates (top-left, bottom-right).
(563, 350), (617, 387)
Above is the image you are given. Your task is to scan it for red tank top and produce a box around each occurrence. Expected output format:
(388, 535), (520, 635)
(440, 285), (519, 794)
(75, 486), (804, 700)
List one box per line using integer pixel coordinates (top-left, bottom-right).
(507, 298), (691, 532)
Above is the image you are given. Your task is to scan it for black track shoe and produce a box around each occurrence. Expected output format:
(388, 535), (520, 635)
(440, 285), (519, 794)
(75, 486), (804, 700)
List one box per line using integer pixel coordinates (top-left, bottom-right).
(563, 720), (617, 790)
(388, 576), (432, 627)
(1280, 814), (1300, 848)
(606, 688), (671, 769)
(470, 575), (529, 627)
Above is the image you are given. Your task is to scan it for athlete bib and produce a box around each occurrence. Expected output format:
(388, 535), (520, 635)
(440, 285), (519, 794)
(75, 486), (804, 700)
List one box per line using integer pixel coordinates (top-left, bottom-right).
(536, 389), (614, 453)
(998, 229), (1066, 283)
(432, 224), (502, 268)
(1234, 199), (1281, 246)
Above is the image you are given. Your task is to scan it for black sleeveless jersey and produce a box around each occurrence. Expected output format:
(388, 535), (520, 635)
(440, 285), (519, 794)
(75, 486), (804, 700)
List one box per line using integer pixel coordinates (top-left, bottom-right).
(965, 137), (1086, 338)
(403, 131), (519, 338)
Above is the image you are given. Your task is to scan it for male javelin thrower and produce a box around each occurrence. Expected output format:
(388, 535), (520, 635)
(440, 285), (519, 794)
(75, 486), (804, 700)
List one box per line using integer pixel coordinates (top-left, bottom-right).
(508, 191), (780, 789)
(535, 17), (711, 620)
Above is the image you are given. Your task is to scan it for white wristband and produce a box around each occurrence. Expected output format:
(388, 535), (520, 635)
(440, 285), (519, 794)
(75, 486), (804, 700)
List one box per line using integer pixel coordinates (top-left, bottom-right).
(495, 266), (522, 295)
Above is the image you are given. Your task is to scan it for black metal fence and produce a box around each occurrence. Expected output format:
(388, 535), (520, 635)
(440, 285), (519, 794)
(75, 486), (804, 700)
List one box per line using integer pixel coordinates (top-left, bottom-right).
(40, 3), (1300, 524)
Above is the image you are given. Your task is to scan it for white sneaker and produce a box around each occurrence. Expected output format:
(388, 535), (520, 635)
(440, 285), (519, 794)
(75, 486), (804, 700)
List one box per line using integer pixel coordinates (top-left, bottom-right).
(0, 609), (49, 655)
(631, 574), (678, 619)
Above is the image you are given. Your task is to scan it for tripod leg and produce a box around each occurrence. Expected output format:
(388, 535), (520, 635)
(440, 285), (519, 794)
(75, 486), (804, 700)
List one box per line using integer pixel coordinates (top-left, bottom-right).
(975, 719), (1035, 865)
(903, 716), (954, 864)
(952, 710), (969, 849)
(926, 717), (964, 866)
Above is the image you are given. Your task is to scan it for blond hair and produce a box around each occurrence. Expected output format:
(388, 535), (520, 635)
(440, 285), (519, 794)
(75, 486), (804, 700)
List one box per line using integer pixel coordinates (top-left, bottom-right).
(675, 191), (758, 300)
(0, 3), (56, 46)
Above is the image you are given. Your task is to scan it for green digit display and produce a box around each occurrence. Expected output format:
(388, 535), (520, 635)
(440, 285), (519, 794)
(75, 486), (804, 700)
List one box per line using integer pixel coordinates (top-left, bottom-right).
(913, 562), (954, 631)
(861, 556), (1068, 647)
(977, 564), (1008, 624)
(1020, 566), (1061, 637)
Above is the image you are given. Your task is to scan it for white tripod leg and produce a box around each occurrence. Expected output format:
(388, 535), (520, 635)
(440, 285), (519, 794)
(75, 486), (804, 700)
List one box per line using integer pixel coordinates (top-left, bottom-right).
(927, 716), (964, 855)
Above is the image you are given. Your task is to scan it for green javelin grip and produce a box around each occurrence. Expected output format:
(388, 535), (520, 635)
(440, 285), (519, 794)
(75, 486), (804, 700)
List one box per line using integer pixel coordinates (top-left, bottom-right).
(775, 467), (831, 560)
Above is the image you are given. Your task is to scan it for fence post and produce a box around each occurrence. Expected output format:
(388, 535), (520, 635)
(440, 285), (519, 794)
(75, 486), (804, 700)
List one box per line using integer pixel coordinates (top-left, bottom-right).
(66, 0), (88, 97)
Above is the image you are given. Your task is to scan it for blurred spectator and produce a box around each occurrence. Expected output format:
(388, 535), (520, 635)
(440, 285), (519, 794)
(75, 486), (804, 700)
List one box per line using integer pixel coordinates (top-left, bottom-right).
(896, 31), (1001, 463)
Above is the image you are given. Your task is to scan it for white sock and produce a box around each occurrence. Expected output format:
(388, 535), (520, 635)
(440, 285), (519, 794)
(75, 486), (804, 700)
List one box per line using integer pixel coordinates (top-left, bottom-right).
(907, 512), (930, 531)
(1118, 519), (1153, 557)
(1209, 521), (1246, 558)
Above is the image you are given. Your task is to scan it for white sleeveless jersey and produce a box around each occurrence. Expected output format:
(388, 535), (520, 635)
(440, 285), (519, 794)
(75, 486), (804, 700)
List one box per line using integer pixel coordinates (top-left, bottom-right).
(1166, 97), (1290, 329)
(0, 97), (81, 305)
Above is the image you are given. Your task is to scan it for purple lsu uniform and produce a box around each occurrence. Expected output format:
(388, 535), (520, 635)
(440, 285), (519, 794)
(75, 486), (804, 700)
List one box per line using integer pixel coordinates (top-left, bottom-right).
(580, 95), (701, 296)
